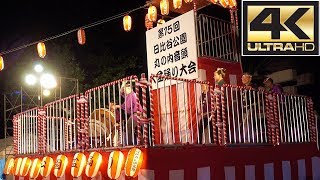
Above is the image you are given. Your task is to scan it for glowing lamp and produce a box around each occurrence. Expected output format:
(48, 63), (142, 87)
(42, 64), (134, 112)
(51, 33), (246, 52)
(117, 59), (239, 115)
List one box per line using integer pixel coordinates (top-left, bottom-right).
(19, 157), (32, 176)
(184, 0), (193, 3)
(85, 152), (102, 178)
(37, 42), (46, 58)
(228, 0), (237, 7)
(219, 0), (229, 8)
(3, 158), (14, 175)
(160, 0), (169, 15)
(71, 153), (87, 178)
(124, 148), (144, 178)
(13, 158), (22, 176)
(34, 64), (43, 73)
(157, 19), (166, 26)
(77, 28), (86, 45)
(43, 89), (51, 97)
(123, 15), (132, 32)
(29, 158), (42, 179)
(173, 0), (182, 9)
(0, 56), (4, 71)
(145, 14), (153, 30)
(107, 151), (125, 179)
(40, 73), (57, 89)
(147, 6), (157, 22)
(40, 156), (54, 177)
(54, 155), (69, 178)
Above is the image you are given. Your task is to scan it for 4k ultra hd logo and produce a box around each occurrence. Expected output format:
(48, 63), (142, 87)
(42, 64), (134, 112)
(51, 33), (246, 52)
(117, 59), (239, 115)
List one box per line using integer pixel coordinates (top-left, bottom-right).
(242, 0), (319, 56)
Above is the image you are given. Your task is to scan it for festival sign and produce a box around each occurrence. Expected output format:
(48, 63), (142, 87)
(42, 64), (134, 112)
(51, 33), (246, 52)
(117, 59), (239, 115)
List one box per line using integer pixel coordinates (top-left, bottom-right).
(146, 10), (198, 88)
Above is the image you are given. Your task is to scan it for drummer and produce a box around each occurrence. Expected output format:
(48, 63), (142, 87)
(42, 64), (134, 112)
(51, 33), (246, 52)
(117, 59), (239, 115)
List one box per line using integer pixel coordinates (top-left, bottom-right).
(110, 80), (143, 146)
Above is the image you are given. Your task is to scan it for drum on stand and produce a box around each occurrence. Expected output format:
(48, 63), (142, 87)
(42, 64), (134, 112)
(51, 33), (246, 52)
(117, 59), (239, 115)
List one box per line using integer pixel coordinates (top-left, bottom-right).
(89, 108), (119, 147)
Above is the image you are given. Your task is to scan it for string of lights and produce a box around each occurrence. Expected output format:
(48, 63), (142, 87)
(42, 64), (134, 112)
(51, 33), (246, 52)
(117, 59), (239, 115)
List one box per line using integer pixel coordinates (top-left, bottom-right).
(0, 4), (148, 56)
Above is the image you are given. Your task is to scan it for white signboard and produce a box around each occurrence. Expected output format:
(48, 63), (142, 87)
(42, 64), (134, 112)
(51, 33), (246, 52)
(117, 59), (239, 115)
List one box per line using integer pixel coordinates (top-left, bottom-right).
(146, 10), (198, 88)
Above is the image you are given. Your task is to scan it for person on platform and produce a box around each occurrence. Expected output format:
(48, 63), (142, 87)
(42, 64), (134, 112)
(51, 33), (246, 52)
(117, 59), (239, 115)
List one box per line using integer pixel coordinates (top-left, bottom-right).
(198, 83), (213, 144)
(214, 68), (226, 87)
(241, 73), (258, 89)
(110, 80), (143, 146)
(263, 77), (284, 94)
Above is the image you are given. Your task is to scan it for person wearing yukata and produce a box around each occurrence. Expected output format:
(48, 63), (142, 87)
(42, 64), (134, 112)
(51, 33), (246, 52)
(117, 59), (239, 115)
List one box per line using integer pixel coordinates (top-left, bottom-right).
(110, 80), (143, 146)
(198, 83), (213, 144)
(263, 77), (283, 94)
(214, 67), (226, 87)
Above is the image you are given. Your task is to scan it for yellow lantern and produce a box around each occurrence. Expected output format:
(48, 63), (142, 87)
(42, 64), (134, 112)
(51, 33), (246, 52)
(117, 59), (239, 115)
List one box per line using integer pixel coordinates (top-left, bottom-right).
(54, 155), (69, 178)
(157, 19), (166, 26)
(228, 0), (237, 7)
(0, 56), (4, 71)
(40, 156), (54, 177)
(219, 0), (229, 8)
(13, 158), (22, 176)
(160, 0), (169, 15)
(19, 157), (32, 176)
(107, 151), (125, 179)
(37, 42), (46, 58)
(148, 6), (157, 22)
(210, 0), (218, 3)
(124, 148), (144, 178)
(3, 157), (14, 175)
(173, 0), (182, 9)
(77, 28), (86, 45)
(85, 151), (103, 178)
(29, 158), (42, 179)
(71, 153), (87, 178)
(184, 0), (193, 3)
(123, 15), (132, 32)
(145, 14), (153, 30)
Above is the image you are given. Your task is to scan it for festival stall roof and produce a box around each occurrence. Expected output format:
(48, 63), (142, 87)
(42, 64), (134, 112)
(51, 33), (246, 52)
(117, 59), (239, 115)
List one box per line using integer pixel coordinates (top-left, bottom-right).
(151, 0), (211, 14)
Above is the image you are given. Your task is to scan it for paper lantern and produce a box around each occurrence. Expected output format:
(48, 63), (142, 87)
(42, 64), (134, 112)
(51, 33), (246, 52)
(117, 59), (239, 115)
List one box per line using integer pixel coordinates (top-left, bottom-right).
(228, 0), (237, 7)
(124, 148), (144, 178)
(37, 42), (46, 58)
(29, 158), (42, 179)
(19, 157), (32, 176)
(148, 6), (157, 22)
(107, 151), (125, 179)
(157, 19), (166, 26)
(145, 14), (153, 30)
(54, 155), (69, 178)
(77, 28), (86, 45)
(3, 158), (14, 175)
(219, 0), (229, 8)
(0, 56), (4, 71)
(40, 156), (54, 177)
(71, 153), (87, 178)
(184, 0), (193, 3)
(173, 0), (182, 9)
(13, 158), (22, 176)
(123, 15), (132, 32)
(85, 152), (103, 178)
(160, 0), (169, 15)
(210, 0), (218, 3)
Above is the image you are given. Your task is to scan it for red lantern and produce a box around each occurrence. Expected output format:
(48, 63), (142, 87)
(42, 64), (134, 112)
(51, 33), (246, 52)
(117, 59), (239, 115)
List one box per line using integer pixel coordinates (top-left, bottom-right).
(0, 56), (4, 71)
(29, 158), (42, 179)
(77, 28), (86, 45)
(228, 0), (237, 7)
(3, 158), (14, 175)
(219, 0), (229, 8)
(210, 0), (218, 3)
(54, 155), (69, 178)
(107, 151), (125, 179)
(145, 14), (153, 30)
(37, 42), (46, 58)
(124, 148), (144, 178)
(19, 157), (32, 177)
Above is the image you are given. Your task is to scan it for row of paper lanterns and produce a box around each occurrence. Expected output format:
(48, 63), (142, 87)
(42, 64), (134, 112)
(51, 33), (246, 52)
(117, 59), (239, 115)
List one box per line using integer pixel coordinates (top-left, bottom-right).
(3, 148), (143, 179)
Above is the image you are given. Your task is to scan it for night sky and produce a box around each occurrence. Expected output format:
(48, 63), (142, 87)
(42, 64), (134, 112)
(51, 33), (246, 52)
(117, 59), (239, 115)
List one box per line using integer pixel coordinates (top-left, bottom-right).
(0, 1), (319, 138)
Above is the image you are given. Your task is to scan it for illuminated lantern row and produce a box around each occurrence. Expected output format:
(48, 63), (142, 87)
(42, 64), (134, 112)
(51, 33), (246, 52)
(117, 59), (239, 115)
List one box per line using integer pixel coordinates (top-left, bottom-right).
(40, 156), (54, 177)
(160, 0), (169, 15)
(29, 158), (42, 179)
(124, 148), (144, 178)
(148, 6), (157, 22)
(85, 151), (103, 178)
(184, 0), (193, 3)
(107, 151), (125, 179)
(37, 42), (46, 58)
(211, 0), (237, 8)
(54, 155), (69, 178)
(145, 14), (153, 30)
(3, 157), (14, 175)
(219, 0), (228, 8)
(71, 152), (87, 178)
(77, 28), (86, 45)
(0, 55), (4, 71)
(123, 15), (132, 32)
(173, 0), (182, 9)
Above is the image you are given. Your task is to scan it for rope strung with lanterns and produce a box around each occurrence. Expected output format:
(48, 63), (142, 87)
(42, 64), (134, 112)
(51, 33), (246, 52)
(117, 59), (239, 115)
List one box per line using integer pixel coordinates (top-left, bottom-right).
(0, 0), (237, 72)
